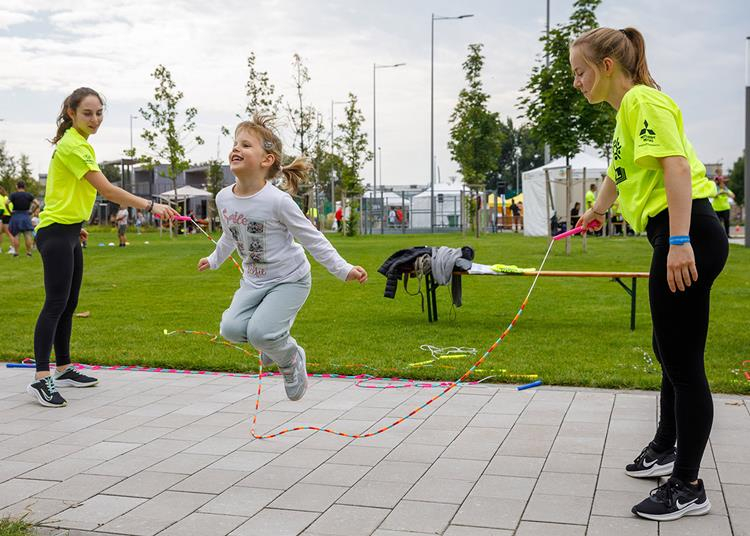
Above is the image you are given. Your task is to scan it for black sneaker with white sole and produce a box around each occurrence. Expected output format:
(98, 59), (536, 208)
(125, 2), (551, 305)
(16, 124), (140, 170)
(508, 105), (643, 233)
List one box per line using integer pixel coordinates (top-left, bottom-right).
(625, 444), (676, 478)
(54, 366), (98, 387)
(27, 377), (67, 407)
(632, 477), (711, 521)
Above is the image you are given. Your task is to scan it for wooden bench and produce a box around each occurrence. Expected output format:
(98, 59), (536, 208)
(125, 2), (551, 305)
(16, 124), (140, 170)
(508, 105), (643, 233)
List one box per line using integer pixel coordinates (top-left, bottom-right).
(412, 270), (650, 331)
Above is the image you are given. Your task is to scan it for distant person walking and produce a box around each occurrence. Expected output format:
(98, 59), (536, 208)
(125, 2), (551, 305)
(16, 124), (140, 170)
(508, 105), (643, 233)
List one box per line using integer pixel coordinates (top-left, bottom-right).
(6, 180), (39, 257)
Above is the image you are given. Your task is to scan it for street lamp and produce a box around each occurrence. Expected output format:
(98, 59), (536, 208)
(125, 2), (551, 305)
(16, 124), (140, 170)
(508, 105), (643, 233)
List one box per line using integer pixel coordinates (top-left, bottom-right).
(430, 13), (473, 232)
(745, 36), (750, 248)
(373, 62), (405, 234)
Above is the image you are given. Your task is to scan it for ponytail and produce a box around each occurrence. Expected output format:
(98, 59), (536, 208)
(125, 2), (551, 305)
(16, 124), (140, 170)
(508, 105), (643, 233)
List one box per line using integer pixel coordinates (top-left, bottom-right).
(572, 27), (660, 90)
(50, 87), (104, 144)
(620, 28), (659, 89)
(280, 156), (312, 195)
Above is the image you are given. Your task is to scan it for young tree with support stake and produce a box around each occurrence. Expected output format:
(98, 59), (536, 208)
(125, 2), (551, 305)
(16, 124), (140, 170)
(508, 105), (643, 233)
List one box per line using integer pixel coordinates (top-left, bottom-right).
(448, 43), (504, 235)
(132, 64), (204, 237)
(335, 93), (371, 236)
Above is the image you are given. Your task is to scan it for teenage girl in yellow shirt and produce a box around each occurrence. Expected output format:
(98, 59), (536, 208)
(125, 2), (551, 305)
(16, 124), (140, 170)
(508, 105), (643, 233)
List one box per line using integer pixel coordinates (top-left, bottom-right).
(571, 28), (728, 522)
(28, 87), (178, 408)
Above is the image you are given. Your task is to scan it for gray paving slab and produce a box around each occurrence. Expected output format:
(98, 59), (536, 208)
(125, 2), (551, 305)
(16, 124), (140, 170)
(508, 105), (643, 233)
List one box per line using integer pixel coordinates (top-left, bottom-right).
(0, 365), (747, 535)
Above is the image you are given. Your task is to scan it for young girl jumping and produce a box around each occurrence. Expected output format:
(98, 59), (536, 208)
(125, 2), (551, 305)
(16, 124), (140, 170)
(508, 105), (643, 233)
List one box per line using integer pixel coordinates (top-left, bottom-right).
(29, 87), (178, 408)
(198, 114), (367, 401)
(571, 28), (728, 521)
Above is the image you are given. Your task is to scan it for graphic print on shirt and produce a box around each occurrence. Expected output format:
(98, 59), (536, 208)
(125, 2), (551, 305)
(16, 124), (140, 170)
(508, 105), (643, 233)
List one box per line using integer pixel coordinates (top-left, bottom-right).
(222, 208), (267, 277)
(639, 120), (656, 144)
(612, 137), (628, 185)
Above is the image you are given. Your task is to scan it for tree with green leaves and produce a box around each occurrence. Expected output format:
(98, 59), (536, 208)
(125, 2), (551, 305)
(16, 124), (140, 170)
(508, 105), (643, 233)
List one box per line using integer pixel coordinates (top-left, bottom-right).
(728, 154), (744, 206)
(0, 142), (18, 194)
(519, 0), (615, 163)
(448, 43), (505, 189)
(241, 51), (282, 119)
(490, 118), (545, 195)
(335, 93), (371, 235)
(133, 64), (204, 235)
(285, 54), (318, 156)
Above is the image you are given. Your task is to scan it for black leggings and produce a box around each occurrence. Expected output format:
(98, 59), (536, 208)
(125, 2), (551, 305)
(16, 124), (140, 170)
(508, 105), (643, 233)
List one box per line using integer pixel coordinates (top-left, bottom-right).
(33, 223), (84, 373)
(715, 209), (730, 236)
(647, 198), (728, 482)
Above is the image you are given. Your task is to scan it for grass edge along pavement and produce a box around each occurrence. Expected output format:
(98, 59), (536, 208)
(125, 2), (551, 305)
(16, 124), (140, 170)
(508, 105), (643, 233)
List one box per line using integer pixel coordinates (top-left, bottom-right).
(0, 517), (34, 536)
(1, 229), (747, 394)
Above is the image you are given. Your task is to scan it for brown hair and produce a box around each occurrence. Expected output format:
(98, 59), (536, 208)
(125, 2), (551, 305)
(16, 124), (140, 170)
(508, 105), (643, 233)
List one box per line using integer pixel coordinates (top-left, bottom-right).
(234, 113), (311, 195)
(51, 87), (105, 144)
(571, 27), (660, 90)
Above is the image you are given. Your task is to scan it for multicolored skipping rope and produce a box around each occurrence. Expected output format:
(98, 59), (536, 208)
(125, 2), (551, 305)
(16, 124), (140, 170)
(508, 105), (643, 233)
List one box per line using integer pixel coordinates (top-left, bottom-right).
(224, 224), (590, 439)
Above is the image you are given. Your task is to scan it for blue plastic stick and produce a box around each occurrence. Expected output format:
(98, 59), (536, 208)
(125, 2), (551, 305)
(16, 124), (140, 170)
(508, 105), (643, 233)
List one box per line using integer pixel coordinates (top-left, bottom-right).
(517, 379), (543, 391)
(6, 363), (35, 368)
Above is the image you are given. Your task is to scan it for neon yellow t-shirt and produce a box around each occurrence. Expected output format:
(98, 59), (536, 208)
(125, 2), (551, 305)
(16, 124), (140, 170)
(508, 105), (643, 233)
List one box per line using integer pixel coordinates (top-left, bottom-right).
(37, 128), (100, 231)
(0, 195), (9, 216)
(606, 85), (715, 233)
(712, 184), (732, 212)
(585, 190), (596, 209)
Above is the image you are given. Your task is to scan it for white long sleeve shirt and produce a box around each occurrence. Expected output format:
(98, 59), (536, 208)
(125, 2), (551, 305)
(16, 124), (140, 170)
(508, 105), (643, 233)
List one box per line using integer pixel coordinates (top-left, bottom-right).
(208, 182), (353, 288)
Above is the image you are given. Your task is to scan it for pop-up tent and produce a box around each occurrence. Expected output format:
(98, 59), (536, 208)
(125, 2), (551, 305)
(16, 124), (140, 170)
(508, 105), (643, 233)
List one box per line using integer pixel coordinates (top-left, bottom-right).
(156, 185), (212, 201)
(521, 153), (609, 237)
(410, 182), (468, 228)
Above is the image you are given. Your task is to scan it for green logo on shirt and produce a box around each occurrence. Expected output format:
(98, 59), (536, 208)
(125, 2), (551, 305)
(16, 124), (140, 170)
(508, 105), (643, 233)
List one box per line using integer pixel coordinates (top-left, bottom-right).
(639, 120), (656, 143)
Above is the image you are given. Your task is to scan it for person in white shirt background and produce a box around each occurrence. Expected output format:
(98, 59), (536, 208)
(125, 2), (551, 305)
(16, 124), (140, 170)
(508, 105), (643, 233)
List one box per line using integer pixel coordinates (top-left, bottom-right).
(198, 114), (367, 402)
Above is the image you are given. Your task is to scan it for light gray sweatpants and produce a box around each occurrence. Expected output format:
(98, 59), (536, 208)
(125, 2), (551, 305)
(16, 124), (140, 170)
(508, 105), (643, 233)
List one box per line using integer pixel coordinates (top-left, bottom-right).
(220, 273), (311, 368)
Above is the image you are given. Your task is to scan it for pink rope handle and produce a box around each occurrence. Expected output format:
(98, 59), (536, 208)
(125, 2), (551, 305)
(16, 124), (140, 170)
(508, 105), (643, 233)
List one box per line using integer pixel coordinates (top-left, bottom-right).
(553, 221), (601, 241)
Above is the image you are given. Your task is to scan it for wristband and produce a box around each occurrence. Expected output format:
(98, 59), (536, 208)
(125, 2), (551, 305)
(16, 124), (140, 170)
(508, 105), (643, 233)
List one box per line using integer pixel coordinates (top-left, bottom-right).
(592, 208), (607, 216)
(146, 199), (154, 212)
(668, 235), (690, 246)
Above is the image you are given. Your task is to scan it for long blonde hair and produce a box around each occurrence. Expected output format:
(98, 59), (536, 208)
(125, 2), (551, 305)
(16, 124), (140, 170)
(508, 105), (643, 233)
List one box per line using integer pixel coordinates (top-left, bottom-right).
(571, 27), (660, 90)
(234, 114), (311, 195)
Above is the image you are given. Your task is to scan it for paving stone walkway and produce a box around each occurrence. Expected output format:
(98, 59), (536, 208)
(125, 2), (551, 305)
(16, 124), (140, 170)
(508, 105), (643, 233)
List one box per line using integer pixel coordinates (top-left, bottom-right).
(1, 364), (748, 536)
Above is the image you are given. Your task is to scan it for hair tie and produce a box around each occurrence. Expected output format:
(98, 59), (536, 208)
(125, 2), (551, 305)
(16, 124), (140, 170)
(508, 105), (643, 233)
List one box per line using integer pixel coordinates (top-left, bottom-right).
(262, 140), (273, 151)
(619, 28), (627, 34)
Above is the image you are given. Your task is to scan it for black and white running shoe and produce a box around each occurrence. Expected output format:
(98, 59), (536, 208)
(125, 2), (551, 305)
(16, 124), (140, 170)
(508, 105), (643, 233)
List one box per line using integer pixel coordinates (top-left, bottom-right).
(27, 377), (67, 407)
(54, 366), (99, 387)
(625, 444), (676, 478)
(632, 477), (711, 521)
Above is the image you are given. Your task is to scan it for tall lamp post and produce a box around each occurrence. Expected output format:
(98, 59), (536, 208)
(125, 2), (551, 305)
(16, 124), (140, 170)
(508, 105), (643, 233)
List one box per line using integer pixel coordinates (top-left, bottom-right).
(430, 13), (473, 232)
(373, 62), (405, 234)
(745, 36), (749, 248)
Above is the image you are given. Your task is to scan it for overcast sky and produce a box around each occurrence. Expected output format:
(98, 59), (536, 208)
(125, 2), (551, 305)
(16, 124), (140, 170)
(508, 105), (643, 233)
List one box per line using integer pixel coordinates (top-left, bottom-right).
(1, 0), (748, 187)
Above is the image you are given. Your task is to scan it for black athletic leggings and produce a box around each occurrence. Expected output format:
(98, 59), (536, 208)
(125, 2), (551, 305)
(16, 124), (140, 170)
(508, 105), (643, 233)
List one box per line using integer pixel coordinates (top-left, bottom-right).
(33, 223), (84, 373)
(647, 198), (728, 483)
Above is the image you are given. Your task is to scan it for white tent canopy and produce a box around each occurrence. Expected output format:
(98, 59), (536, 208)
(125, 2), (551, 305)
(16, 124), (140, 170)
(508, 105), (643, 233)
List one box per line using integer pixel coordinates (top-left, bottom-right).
(362, 190), (411, 207)
(156, 185), (212, 201)
(521, 153), (609, 237)
(411, 182), (467, 228)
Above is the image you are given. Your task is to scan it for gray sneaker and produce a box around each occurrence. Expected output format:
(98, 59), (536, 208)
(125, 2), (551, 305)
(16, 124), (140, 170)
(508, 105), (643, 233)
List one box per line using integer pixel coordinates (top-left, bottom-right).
(280, 348), (308, 401)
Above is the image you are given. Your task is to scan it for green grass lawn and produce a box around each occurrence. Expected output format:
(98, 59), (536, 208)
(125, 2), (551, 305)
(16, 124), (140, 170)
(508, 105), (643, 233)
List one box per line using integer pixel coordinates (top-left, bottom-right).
(2, 227), (748, 394)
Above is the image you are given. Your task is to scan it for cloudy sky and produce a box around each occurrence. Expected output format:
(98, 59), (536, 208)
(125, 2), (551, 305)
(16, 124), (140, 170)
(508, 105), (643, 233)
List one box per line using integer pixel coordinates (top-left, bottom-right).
(1, 0), (748, 187)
